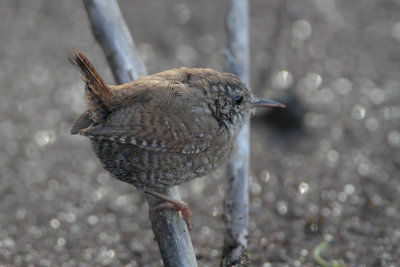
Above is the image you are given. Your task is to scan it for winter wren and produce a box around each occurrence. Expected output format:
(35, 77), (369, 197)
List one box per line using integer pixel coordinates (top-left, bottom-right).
(70, 50), (285, 227)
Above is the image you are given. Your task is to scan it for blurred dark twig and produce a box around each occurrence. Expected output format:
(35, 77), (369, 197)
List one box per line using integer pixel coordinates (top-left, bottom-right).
(82, 0), (197, 266)
(256, 0), (289, 90)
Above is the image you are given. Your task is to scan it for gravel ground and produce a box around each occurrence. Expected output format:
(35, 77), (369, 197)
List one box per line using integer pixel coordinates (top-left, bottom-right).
(1, 0), (400, 266)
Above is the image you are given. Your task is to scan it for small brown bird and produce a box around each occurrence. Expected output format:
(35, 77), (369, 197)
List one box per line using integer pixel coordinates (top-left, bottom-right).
(69, 50), (284, 228)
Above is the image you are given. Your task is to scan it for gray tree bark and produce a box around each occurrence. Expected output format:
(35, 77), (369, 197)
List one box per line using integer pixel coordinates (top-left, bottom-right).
(82, 1), (197, 266)
(222, 0), (251, 266)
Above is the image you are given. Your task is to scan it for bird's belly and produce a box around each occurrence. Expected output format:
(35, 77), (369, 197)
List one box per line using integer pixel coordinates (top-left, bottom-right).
(91, 139), (233, 190)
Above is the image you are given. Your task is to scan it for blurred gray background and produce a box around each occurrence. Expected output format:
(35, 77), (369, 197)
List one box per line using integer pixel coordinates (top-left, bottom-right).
(1, 0), (400, 266)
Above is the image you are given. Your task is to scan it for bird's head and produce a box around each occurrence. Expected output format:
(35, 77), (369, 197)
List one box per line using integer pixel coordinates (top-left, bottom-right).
(209, 78), (285, 134)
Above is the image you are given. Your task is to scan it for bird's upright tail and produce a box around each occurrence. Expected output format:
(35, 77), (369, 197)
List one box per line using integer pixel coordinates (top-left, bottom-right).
(69, 50), (113, 123)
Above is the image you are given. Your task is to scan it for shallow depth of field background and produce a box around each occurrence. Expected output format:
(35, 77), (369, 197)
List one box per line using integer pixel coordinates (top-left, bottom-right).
(1, 1), (400, 266)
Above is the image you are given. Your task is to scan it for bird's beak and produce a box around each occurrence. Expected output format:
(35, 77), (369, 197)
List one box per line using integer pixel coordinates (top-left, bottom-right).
(249, 98), (286, 108)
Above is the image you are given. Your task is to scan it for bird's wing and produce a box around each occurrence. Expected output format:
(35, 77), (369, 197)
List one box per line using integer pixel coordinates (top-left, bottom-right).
(71, 111), (93, 134)
(80, 79), (223, 155)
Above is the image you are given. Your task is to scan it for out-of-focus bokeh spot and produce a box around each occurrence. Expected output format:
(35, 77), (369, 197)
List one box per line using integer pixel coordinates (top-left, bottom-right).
(292, 20), (312, 41)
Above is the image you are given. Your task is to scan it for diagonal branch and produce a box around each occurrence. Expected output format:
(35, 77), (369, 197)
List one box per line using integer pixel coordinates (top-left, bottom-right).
(81, 1), (197, 266)
(222, 0), (250, 266)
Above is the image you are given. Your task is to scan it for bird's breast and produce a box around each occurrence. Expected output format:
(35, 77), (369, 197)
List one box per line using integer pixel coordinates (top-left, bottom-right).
(90, 131), (233, 190)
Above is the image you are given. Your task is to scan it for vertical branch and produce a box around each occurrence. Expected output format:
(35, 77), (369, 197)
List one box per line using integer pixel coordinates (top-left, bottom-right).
(81, 1), (197, 266)
(82, 0), (146, 83)
(222, 0), (250, 266)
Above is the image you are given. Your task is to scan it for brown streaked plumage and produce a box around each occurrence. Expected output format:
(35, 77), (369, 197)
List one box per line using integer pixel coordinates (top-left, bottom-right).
(69, 50), (285, 229)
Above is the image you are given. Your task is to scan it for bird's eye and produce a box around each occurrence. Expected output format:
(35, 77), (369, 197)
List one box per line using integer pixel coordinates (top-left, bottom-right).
(233, 95), (243, 105)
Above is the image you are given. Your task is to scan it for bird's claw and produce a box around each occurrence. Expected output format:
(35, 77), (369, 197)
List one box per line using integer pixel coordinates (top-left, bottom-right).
(152, 201), (192, 231)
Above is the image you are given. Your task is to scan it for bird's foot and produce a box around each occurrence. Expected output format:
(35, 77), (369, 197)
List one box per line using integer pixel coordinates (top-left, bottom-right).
(144, 189), (192, 231)
(153, 201), (192, 231)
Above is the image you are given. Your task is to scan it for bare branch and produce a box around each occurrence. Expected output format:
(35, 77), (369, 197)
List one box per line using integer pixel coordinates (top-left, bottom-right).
(222, 0), (250, 266)
(82, 0), (147, 83)
(82, 1), (197, 266)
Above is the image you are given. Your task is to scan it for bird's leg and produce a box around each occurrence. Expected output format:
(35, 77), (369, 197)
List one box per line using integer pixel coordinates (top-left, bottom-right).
(144, 189), (192, 231)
